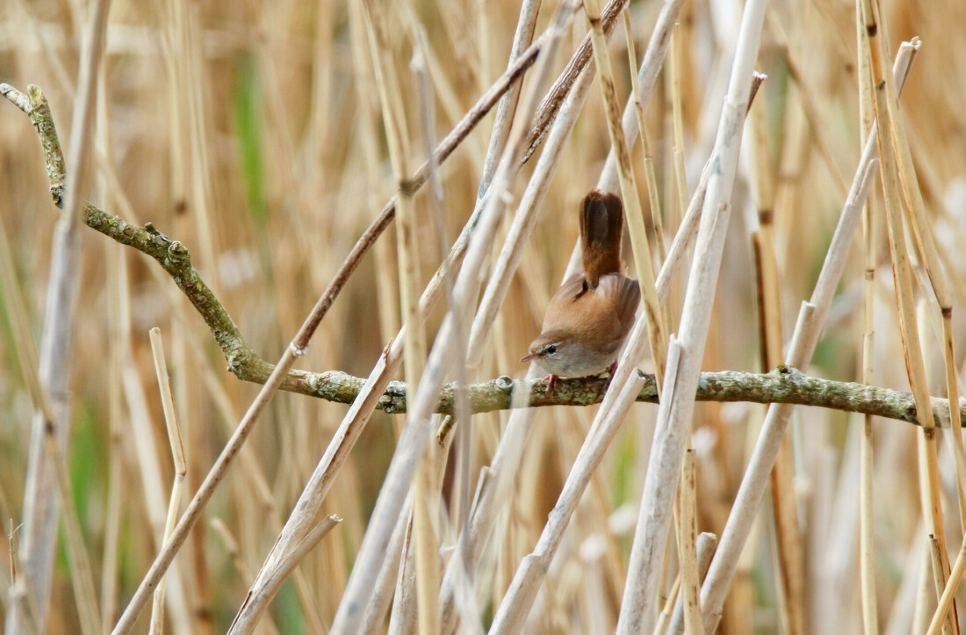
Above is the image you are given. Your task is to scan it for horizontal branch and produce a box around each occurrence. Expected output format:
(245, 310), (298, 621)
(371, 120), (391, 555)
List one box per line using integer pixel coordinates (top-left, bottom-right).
(298, 364), (961, 428)
(4, 84), (958, 432)
(83, 213), (945, 428)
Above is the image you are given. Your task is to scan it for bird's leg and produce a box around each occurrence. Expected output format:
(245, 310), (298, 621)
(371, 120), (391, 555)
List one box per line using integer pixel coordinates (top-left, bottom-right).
(543, 374), (561, 396)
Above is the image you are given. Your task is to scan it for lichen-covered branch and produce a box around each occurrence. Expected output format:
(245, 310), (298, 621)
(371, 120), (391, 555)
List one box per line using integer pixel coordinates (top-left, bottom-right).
(1, 84), (66, 205)
(81, 207), (270, 379)
(3, 83), (959, 429)
(304, 365), (960, 427)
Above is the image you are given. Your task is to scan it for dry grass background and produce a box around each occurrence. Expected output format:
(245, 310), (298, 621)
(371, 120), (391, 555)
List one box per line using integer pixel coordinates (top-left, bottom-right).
(1, 0), (966, 633)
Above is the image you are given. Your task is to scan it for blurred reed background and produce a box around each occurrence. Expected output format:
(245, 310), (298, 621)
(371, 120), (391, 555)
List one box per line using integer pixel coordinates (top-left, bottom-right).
(1, 0), (966, 633)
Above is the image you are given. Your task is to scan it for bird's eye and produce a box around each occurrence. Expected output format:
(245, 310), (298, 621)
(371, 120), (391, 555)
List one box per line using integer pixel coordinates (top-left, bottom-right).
(546, 345), (557, 355)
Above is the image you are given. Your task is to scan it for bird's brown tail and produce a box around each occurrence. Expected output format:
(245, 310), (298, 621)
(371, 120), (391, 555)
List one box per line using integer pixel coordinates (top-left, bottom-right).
(580, 190), (624, 287)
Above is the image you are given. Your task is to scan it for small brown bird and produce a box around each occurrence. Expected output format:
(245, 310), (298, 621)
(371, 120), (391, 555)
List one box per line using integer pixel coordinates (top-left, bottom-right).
(522, 190), (640, 393)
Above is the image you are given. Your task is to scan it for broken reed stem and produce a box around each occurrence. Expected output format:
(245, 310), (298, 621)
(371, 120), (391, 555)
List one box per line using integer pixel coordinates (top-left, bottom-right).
(113, 342), (299, 633)
(667, 533), (717, 635)
(147, 328), (186, 635)
(677, 450), (703, 634)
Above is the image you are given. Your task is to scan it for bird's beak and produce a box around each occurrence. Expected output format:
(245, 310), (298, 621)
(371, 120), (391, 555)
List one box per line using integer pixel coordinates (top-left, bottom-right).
(520, 351), (539, 363)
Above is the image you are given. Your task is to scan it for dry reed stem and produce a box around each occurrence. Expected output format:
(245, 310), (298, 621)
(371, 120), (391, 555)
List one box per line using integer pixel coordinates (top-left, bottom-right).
(0, 118), (55, 424)
(413, 37), (464, 635)
(520, 0), (633, 164)
(412, 27), (473, 539)
(860, 415), (878, 635)
(234, 167), (490, 634)
(196, 345), (322, 628)
(616, 0), (769, 629)
(6, 0), (111, 627)
(676, 450), (702, 634)
(863, 2), (955, 628)
(667, 533), (718, 635)
(698, 38), (919, 634)
(93, 76), (123, 635)
(748, 39), (802, 633)
(361, 494), (414, 632)
(118, 331), (194, 634)
(926, 533), (954, 634)
(188, 328), (326, 629)
(700, 167), (873, 631)
(229, 515), (343, 633)
(584, 0), (668, 388)
(488, 362), (650, 634)
(0, 152), (103, 628)
(181, 3), (218, 297)
(655, 576), (682, 635)
(101, 241), (125, 634)
(209, 520), (282, 635)
(1, 185), (107, 632)
(883, 526), (925, 634)
(621, 11), (665, 262)
(113, 333), (303, 632)
(6, 520), (43, 634)
(928, 532), (966, 635)
(44, 415), (102, 635)
(596, 0), (690, 195)
(668, 25), (690, 263)
(478, 0), (541, 196)
(362, 6), (439, 633)
(885, 33), (966, 529)
(913, 538), (935, 633)
(856, 2), (879, 631)
(388, 518), (418, 634)
(147, 329), (186, 635)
